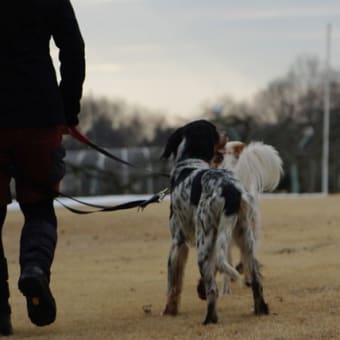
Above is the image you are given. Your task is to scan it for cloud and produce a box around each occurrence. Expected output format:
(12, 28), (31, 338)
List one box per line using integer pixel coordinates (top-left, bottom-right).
(219, 5), (340, 20)
(76, 0), (141, 5)
(87, 63), (124, 73)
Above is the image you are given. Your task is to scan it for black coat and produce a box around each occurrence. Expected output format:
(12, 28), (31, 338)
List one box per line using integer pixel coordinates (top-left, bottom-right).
(0, 0), (85, 128)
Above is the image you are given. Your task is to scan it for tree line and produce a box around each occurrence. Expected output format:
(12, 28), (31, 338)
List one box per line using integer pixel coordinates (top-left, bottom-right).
(64, 55), (340, 193)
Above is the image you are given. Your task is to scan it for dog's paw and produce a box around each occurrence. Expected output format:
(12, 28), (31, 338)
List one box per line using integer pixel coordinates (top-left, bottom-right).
(235, 262), (244, 274)
(244, 280), (252, 287)
(254, 300), (269, 315)
(202, 313), (218, 325)
(162, 305), (178, 316)
(197, 278), (207, 300)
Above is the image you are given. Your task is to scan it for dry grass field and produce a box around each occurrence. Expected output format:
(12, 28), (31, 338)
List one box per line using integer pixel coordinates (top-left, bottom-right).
(2, 195), (340, 339)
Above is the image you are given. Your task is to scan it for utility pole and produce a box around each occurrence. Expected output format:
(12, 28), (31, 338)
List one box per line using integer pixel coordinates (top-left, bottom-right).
(322, 23), (331, 194)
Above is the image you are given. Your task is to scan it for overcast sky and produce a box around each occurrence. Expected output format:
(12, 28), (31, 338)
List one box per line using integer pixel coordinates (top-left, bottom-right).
(56, 0), (340, 117)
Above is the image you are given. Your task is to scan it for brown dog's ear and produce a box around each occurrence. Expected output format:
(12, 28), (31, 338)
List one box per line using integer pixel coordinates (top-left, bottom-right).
(211, 131), (228, 166)
(216, 131), (228, 151)
(161, 127), (184, 159)
(234, 143), (246, 158)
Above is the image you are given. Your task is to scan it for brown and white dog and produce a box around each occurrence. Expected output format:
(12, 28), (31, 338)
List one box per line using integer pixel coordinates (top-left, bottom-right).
(214, 141), (283, 291)
(220, 141), (282, 195)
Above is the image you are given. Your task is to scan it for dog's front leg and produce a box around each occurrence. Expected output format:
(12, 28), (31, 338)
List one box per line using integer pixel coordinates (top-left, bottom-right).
(163, 230), (189, 316)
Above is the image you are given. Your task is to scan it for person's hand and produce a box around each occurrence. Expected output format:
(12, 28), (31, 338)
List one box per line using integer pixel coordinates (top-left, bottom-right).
(61, 126), (71, 135)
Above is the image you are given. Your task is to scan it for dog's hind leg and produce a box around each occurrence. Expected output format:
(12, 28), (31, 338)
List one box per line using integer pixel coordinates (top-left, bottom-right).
(197, 225), (219, 325)
(216, 215), (240, 295)
(250, 258), (269, 315)
(219, 240), (234, 297)
(163, 223), (189, 316)
(237, 207), (269, 315)
(234, 200), (260, 286)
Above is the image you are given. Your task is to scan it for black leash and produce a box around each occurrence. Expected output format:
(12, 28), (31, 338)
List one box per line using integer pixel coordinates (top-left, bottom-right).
(47, 127), (171, 214)
(55, 188), (169, 214)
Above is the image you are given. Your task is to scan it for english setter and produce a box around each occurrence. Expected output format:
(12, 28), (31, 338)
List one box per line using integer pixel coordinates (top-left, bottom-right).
(161, 120), (269, 325)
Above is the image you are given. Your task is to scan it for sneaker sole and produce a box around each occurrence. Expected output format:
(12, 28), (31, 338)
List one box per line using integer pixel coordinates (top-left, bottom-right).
(18, 274), (56, 327)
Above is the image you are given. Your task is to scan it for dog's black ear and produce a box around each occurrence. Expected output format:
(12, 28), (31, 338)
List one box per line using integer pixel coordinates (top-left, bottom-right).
(184, 120), (219, 162)
(161, 127), (184, 159)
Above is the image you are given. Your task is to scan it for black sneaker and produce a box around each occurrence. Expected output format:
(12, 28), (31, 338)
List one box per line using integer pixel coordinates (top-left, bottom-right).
(18, 266), (56, 327)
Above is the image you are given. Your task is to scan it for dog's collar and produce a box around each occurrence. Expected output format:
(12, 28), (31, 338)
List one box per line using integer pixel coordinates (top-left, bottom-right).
(174, 159), (209, 170)
(170, 159), (209, 191)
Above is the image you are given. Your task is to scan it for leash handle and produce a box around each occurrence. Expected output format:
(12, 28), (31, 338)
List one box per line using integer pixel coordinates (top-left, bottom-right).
(69, 127), (92, 145)
(69, 127), (138, 168)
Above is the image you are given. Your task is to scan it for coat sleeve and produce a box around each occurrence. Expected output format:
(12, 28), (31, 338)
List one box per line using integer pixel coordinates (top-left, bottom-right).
(52, 0), (85, 126)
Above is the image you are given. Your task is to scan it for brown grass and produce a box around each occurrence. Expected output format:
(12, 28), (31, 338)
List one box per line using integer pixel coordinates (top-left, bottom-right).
(2, 195), (340, 339)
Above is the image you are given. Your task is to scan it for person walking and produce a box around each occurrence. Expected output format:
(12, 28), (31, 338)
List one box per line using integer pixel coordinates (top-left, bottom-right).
(0, 0), (85, 335)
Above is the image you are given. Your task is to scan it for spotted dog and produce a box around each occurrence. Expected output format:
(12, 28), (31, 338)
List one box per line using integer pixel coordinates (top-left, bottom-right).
(161, 120), (269, 325)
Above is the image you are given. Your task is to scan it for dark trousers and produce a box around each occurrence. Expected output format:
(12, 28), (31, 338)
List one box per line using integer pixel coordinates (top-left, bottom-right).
(0, 207), (10, 316)
(0, 198), (57, 304)
(19, 199), (58, 279)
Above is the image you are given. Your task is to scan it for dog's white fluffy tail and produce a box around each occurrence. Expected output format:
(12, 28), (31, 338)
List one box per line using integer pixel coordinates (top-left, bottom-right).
(234, 142), (283, 195)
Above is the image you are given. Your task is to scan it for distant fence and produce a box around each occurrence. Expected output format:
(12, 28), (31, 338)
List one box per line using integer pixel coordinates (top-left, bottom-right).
(61, 146), (322, 196)
(61, 147), (170, 196)
(7, 146), (331, 197)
